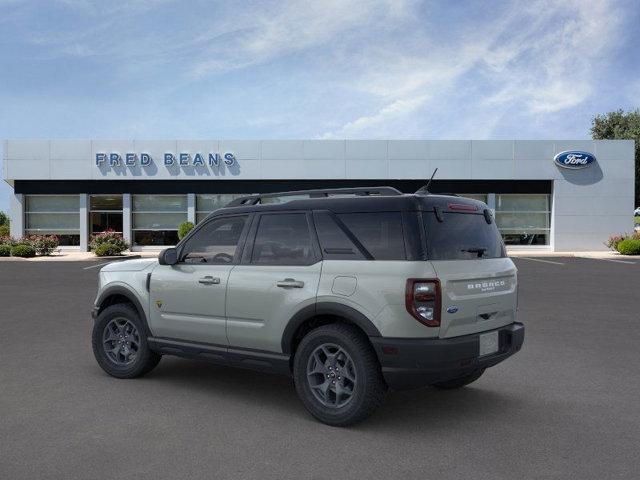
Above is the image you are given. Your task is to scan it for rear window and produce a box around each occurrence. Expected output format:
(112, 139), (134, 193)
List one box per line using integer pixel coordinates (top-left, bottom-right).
(338, 212), (406, 260)
(423, 212), (505, 260)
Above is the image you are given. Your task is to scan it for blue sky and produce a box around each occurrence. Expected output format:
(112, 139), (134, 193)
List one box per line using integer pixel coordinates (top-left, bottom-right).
(1, 0), (639, 212)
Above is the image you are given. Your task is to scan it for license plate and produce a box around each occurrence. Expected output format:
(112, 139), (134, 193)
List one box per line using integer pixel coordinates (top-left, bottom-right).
(479, 331), (499, 357)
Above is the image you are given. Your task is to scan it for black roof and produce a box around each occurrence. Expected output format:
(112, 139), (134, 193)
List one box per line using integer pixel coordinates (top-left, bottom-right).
(212, 187), (487, 216)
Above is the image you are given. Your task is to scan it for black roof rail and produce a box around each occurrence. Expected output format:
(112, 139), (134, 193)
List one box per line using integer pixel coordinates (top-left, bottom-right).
(225, 186), (403, 207)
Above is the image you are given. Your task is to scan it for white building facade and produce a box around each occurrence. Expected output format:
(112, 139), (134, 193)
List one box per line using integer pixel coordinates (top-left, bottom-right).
(2, 139), (635, 251)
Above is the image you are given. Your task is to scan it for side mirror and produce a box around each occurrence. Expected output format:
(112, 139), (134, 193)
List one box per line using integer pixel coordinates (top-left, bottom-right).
(158, 247), (178, 265)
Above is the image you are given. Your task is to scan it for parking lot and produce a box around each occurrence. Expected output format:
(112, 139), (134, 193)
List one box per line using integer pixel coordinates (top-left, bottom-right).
(1, 257), (639, 479)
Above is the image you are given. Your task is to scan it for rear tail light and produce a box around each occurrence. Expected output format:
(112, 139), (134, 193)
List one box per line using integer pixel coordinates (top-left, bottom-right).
(405, 279), (441, 327)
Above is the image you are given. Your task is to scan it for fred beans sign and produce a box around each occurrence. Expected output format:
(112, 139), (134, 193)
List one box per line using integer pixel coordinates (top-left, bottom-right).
(95, 152), (236, 168)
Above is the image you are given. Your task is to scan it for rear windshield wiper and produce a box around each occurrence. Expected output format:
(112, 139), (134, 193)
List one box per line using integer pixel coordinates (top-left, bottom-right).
(461, 247), (487, 258)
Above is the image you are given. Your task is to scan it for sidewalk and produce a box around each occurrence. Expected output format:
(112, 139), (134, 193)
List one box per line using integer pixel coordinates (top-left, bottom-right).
(507, 249), (640, 259)
(0, 251), (157, 261)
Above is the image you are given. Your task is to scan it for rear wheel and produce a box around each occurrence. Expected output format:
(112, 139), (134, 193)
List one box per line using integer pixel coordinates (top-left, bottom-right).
(431, 369), (485, 390)
(92, 303), (161, 379)
(293, 324), (387, 426)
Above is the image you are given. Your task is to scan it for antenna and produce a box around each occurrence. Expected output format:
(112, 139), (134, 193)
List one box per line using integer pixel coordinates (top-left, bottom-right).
(415, 168), (438, 195)
(425, 167), (438, 192)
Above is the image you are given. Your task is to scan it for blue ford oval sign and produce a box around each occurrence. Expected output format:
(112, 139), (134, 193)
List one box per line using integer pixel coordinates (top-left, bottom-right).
(554, 150), (595, 169)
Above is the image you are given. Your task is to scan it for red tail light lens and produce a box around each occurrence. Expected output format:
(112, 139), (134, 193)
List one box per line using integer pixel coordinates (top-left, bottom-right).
(405, 279), (441, 327)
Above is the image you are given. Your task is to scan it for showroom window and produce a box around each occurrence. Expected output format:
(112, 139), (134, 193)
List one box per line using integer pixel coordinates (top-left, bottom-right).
(132, 195), (187, 246)
(24, 195), (80, 246)
(495, 194), (551, 246)
(90, 195), (123, 235)
(196, 194), (246, 223)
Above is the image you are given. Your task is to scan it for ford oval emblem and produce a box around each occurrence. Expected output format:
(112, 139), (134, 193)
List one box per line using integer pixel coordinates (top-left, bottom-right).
(554, 150), (595, 169)
(446, 306), (458, 314)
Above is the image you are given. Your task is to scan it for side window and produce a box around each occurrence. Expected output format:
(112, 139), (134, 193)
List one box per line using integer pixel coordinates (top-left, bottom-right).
(181, 215), (248, 264)
(251, 213), (315, 265)
(337, 212), (406, 260)
(313, 211), (365, 260)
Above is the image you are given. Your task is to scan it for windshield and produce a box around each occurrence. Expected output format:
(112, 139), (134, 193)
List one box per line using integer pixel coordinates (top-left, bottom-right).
(423, 211), (506, 260)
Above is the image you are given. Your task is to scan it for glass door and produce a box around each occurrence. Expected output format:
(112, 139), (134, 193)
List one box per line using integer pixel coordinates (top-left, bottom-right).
(90, 195), (123, 235)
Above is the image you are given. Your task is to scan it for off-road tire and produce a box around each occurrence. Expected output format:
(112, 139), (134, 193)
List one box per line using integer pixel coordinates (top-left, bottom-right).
(293, 324), (387, 427)
(431, 369), (485, 390)
(92, 303), (161, 379)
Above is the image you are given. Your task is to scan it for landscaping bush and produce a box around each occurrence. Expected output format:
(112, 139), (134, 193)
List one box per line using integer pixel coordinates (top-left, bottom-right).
(90, 229), (129, 253)
(0, 244), (11, 256)
(616, 238), (640, 255)
(178, 221), (195, 240)
(94, 243), (126, 257)
(604, 234), (627, 251)
(10, 244), (36, 258)
(0, 224), (9, 237)
(26, 234), (59, 255)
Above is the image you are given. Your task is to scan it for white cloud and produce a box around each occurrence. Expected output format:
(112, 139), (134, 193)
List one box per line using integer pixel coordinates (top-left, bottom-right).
(4, 0), (630, 140)
(323, 0), (625, 138)
(190, 0), (415, 77)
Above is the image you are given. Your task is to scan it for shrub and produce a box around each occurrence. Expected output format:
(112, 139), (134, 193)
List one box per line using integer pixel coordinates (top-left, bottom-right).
(604, 234), (627, 251)
(26, 234), (59, 255)
(90, 229), (129, 252)
(616, 238), (640, 255)
(0, 211), (8, 226)
(10, 244), (36, 258)
(0, 244), (10, 256)
(94, 243), (126, 257)
(0, 224), (9, 237)
(178, 221), (195, 240)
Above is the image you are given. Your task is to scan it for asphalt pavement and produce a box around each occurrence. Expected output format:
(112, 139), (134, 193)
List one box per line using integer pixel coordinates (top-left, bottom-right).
(0, 257), (639, 479)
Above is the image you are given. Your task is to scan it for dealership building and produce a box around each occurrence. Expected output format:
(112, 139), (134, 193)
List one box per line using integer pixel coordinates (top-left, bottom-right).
(2, 139), (635, 252)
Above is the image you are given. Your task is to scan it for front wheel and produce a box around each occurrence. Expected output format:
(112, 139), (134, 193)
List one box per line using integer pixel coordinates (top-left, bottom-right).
(293, 324), (387, 427)
(92, 303), (161, 379)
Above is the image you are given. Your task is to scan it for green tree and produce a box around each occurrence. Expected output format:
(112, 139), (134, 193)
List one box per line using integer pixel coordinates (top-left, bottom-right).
(590, 109), (640, 206)
(0, 211), (9, 237)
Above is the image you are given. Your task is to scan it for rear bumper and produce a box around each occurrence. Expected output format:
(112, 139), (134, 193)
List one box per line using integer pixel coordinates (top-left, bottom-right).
(370, 322), (524, 390)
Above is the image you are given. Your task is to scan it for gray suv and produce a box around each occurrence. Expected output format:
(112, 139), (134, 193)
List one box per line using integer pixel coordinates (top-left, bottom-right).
(91, 187), (524, 426)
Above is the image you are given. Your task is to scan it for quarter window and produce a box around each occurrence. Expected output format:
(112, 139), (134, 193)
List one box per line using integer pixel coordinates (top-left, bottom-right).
(181, 215), (248, 264)
(337, 212), (406, 260)
(313, 212), (365, 260)
(251, 214), (314, 265)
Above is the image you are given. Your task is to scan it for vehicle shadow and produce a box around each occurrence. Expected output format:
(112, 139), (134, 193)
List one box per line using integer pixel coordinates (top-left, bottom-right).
(140, 357), (525, 431)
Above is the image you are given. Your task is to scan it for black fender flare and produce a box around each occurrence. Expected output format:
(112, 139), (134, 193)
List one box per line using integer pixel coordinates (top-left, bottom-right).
(281, 302), (382, 354)
(94, 285), (152, 337)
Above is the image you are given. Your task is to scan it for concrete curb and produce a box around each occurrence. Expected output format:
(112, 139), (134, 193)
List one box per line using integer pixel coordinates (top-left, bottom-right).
(0, 253), (147, 262)
(508, 250), (640, 259)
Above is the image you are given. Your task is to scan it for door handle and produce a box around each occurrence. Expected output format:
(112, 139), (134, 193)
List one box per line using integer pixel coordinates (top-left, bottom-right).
(198, 276), (221, 285)
(276, 278), (305, 288)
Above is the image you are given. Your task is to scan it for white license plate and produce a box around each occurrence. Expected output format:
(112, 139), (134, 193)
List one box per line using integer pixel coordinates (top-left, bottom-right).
(479, 331), (499, 357)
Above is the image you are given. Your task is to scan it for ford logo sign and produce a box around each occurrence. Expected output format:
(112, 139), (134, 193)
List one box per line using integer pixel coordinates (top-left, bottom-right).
(554, 150), (595, 169)
(446, 306), (459, 314)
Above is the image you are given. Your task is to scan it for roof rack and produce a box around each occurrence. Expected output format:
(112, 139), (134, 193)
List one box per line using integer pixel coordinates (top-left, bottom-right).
(225, 186), (403, 207)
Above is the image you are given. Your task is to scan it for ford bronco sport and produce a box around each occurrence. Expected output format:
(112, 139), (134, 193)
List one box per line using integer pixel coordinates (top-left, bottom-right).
(91, 187), (524, 426)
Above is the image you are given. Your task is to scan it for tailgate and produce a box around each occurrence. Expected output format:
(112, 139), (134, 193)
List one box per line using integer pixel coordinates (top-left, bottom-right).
(431, 258), (517, 338)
